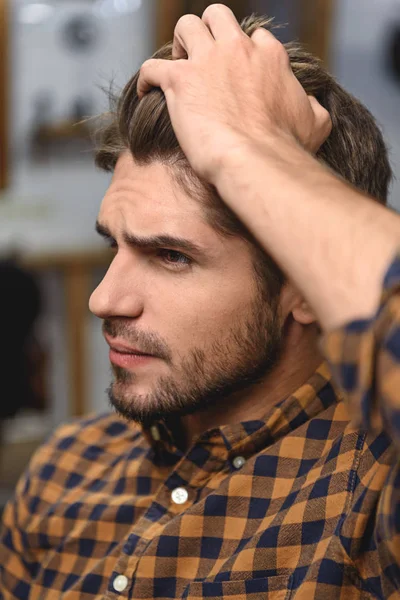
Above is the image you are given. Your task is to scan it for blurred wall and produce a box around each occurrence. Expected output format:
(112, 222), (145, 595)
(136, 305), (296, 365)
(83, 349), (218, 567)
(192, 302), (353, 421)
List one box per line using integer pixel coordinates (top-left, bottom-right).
(2, 0), (156, 252)
(331, 0), (400, 210)
(1, 0), (157, 430)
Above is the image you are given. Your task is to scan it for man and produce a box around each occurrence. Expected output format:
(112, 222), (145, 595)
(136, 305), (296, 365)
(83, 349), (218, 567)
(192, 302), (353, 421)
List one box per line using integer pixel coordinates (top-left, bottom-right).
(1, 6), (400, 599)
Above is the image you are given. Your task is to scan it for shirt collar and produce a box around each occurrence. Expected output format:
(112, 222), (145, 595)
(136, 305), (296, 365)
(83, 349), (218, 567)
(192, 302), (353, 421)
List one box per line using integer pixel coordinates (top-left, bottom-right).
(143, 361), (341, 463)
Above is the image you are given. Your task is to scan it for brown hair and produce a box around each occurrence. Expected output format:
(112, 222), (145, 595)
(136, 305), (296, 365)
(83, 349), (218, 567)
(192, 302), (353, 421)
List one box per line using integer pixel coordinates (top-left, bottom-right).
(95, 15), (392, 300)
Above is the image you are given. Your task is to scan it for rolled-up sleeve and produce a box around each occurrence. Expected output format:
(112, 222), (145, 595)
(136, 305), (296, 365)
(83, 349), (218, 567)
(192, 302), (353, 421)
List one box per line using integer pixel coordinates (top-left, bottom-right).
(322, 253), (400, 579)
(322, 253), (400, 441)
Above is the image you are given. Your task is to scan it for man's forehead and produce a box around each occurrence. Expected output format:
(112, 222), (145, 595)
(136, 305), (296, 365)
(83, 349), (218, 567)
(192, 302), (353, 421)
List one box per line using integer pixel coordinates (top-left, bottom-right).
(96, 157), (255, 265)
(111, 152), (188, 199)
(100, 155), (211, 234)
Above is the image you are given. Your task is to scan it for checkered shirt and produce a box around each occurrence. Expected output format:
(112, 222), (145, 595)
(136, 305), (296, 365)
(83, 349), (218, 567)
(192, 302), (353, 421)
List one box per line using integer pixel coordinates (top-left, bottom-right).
(1, 254), (400, 599)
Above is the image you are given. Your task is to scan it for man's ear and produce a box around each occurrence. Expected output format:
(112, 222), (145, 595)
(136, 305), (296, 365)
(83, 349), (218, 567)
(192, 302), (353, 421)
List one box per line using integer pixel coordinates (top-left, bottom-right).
(291, 300), (317, 325)
(280, 282), (317, 325)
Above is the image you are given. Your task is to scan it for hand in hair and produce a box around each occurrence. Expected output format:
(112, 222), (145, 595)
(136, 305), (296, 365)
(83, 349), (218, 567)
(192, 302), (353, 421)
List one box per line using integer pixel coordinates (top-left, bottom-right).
(137, 3), (332, 183)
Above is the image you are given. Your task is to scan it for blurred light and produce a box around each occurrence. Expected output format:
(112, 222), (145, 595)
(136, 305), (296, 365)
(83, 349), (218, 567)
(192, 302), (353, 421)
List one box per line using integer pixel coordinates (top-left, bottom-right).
(114, 0), (130, 11)
(94, 0), (142, 18)
(18, 3), (55, 25)
(114, 0), (142, 12)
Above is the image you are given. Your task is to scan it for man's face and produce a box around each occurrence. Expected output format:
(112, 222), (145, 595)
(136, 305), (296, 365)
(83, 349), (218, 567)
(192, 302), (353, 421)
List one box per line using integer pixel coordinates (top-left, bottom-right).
(89, 153), (284, 426)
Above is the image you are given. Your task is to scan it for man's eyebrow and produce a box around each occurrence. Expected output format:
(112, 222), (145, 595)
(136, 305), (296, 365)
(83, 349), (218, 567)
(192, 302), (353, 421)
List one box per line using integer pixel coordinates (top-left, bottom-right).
(95, 221), (208, 256)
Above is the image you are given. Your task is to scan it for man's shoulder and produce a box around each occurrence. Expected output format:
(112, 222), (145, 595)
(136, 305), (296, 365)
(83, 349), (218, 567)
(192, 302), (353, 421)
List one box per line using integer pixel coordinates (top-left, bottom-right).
(51, 411), (141, 444)
(4, 413), (147, 534)
(27, 411), (145, 473)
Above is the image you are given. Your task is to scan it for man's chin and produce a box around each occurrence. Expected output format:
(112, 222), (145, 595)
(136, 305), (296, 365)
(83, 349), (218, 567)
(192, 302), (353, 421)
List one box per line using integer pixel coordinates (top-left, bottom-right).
(107, 384), (199, 428)
(107, 391), (154, 426)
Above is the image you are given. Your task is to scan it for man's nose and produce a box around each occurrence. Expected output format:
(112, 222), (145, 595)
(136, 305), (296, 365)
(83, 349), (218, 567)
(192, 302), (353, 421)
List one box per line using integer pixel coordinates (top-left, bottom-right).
(89, 256), (143, 320)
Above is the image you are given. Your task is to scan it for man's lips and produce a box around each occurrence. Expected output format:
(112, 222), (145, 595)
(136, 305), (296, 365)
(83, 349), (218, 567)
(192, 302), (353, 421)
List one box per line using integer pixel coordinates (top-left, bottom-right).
(105, 335), (158, 369)
(108, 348), (156, 369)
(104, 334), (153, 356)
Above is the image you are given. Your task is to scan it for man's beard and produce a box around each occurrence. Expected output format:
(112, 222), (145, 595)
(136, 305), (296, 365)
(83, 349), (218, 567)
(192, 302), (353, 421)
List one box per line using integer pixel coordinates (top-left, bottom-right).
(105, 291), (284, 428)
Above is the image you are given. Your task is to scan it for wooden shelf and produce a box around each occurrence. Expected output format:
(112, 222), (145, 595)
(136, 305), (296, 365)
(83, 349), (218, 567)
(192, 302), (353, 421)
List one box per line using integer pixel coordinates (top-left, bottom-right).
(21, 249), (112, 271)
(300, 0), (334, 66)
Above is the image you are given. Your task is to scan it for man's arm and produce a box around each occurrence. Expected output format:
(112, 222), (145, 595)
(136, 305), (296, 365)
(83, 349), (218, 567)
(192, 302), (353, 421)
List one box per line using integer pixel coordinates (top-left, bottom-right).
(137, 3), (400, 331)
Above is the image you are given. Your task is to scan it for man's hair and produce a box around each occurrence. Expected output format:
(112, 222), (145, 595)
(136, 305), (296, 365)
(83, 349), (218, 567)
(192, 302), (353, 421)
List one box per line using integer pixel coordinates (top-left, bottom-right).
(95, 15), (392, 301)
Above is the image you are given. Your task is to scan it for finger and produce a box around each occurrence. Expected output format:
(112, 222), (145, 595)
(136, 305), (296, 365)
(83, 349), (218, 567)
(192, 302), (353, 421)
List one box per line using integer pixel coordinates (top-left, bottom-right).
(202, 4), (245, 41)
(251, 27), (291, 68)
(172, 14), (215, 60)
(137, 58), (173, 99)
(308, 96), (333, 149)
(250, 26), (279, 47)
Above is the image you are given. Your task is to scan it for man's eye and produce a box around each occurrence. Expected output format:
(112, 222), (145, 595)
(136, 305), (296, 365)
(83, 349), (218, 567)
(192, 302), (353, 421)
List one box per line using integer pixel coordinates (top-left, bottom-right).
(158, 249), (192, 268)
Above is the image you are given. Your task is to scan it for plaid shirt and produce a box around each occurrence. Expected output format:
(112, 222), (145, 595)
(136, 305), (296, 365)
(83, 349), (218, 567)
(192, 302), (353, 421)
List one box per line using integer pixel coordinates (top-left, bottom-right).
(1, 255), (400, 600)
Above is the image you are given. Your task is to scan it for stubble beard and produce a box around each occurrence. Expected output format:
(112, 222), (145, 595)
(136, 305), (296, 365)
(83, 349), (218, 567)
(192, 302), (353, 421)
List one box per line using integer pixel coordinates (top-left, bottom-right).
(107, 294), (284, 428)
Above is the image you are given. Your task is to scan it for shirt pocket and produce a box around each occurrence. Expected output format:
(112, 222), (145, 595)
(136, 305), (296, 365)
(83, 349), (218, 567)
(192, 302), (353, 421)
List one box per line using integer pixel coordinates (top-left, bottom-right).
(184, 575), (292, 599)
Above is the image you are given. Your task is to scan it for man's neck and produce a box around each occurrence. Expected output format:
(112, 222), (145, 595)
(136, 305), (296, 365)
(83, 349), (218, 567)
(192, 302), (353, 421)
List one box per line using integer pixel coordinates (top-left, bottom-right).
(181, 322), (324, 450)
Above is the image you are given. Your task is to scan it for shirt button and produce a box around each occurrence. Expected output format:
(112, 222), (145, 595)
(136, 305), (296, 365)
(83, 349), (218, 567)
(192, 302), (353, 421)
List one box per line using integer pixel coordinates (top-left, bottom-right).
(232, 456), (246, 469)
(113, 574), (129, 592)
(171, 487), (189, 505)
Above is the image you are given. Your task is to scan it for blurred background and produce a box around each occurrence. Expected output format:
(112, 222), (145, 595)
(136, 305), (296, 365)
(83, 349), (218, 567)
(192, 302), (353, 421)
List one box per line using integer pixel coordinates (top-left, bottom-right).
(0, 0), (399, 513)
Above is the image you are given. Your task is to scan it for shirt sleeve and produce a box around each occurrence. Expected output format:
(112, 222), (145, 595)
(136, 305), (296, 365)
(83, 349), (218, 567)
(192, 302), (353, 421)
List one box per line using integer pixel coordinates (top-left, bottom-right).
(321, 252), (400, 441)
(321, 252), (400, 588)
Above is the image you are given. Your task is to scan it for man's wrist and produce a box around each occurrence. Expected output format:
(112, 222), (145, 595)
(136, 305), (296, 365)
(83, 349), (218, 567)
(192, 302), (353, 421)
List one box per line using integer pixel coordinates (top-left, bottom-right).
(212, 132), (310, 199)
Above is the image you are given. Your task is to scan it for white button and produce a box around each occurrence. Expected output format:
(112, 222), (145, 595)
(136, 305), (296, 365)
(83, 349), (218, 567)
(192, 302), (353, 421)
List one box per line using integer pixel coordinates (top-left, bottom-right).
(232, 456), (246, 469)
(113, 574), (129, 592)
(171, 487), (188, 505)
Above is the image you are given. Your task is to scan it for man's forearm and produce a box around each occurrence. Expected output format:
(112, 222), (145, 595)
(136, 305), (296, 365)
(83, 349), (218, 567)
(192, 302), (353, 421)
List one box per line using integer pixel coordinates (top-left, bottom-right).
(215, 137), (400, 330)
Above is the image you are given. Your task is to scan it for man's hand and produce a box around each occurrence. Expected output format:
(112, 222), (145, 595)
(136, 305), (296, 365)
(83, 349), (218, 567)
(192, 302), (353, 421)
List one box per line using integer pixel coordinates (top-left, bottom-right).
(137, 3), (332, 183)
